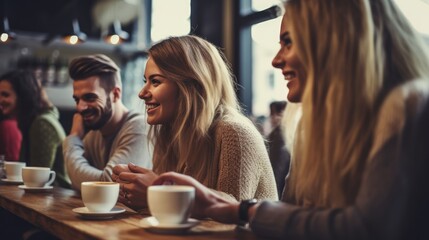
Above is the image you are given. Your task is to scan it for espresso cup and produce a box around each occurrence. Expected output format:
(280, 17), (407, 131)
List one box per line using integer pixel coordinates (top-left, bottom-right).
(22, 167), (56, 187)
(81, 181), (119, 213)
(147, 185), (195, 225)
(4, 162), (26, 181)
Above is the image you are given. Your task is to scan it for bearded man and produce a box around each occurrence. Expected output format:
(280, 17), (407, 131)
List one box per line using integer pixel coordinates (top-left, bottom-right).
(63, 54), (152, 190)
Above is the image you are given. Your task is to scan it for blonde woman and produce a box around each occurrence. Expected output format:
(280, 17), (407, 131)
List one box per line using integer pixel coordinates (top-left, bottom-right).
(113, 35), (278, 210)
(153, 0), (429, 239)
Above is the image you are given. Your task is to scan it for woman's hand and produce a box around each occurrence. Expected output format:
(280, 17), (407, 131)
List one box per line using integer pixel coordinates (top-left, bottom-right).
(153, 172), (240, 224)
(112, 164), (130, 182)
(115, 163), (158, 210)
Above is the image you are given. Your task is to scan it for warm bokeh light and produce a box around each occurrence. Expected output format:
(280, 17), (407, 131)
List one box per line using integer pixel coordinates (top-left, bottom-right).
(69, 35), (78, 45)
(0, 33), (9, 42)
(109, 35), (120, 45)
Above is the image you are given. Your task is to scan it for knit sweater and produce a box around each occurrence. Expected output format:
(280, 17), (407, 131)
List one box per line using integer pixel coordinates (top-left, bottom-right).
(20, 107), (69, 188)
(181, 116), (278, 201)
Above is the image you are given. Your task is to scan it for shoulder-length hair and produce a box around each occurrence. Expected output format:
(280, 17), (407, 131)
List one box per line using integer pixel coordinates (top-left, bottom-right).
(284, 0), (429, 207)
(0, 70), (51, 133)
(148, 35), (242, 187)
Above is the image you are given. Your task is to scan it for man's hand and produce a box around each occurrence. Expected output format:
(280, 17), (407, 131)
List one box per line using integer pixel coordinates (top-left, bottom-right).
(70, 113), (86, 138)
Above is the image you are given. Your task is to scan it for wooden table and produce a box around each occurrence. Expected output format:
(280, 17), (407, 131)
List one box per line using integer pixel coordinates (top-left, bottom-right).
(0, 184), (259, 240)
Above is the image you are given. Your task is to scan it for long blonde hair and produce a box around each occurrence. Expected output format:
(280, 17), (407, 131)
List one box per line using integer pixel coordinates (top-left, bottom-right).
(148, 35), (241, 187)
(285, 0), (429, 207)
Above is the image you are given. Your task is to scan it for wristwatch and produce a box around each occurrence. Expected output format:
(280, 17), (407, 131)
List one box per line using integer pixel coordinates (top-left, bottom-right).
(238, 199), (258, 225)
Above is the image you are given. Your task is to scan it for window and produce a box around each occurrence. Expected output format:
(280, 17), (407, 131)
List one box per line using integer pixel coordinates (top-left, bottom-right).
(151, 0), (191, 42)
(251, 17), (284, 116)
(251, 0), (283, 11)
(394, 0), (429, 36)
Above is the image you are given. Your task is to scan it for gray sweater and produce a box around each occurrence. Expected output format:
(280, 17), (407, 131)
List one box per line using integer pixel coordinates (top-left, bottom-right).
(63, 111), (153, 190)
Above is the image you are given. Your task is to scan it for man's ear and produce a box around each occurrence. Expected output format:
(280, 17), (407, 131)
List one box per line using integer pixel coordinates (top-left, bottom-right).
(112, 87), (121, 102)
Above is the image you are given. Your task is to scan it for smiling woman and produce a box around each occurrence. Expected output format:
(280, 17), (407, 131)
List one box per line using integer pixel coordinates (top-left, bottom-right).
(112, 35), (278, 211)
(139, 58), (179, 125)
(0, 70), (69, 187)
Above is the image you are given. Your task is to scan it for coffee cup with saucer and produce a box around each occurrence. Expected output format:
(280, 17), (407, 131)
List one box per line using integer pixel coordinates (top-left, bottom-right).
(73, 181), (125, 219)
(19, 167), (56, 192)
(140, 216), (200, 234)
(142, 185), (199, 233)
(2, 162), (26, 184)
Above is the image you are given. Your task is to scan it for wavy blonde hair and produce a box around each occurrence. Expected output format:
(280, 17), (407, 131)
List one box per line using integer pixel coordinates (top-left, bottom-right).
(284, 0), (429, 207)
(148, 35), (242, 187)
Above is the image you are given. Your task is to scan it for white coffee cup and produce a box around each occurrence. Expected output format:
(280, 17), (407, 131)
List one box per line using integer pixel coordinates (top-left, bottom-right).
(147, 185), (195, 225)
(4, 162), (26, 181)
(22, 167), (56, 187)
(81, 181), (119, 213)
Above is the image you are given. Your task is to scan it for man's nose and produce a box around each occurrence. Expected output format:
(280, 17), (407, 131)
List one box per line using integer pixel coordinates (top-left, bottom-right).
(76, 100), (88, 112)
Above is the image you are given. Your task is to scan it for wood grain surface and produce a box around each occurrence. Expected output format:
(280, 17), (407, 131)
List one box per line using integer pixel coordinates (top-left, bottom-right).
(0, 184), (259, 240)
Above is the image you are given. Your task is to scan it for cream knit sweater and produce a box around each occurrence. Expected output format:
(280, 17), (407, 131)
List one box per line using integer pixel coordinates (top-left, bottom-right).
(182, 116), (278, 201)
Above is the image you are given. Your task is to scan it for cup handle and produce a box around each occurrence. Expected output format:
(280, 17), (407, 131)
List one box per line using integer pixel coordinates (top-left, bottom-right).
(45, 171), (56, 186)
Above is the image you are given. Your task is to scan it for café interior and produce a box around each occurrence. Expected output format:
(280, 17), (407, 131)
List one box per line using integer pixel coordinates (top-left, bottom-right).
(1, 0), (429, 239)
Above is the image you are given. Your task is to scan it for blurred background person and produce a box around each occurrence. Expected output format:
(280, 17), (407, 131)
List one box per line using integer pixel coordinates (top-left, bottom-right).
(263, 100), (287, 137)
(0, 109), (22, 162)
(265, 101), (289, 197)
(0, 70), (69, 188)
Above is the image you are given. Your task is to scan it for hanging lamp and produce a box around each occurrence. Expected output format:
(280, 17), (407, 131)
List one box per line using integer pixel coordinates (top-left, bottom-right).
(0, 17), (16, 43)
(104, 20), (129, 45)
(63, 19), (87, 45)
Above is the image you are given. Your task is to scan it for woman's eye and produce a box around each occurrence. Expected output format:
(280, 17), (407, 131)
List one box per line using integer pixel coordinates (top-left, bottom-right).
(151, 79), (161, 85)
(282, 38), (292, 48)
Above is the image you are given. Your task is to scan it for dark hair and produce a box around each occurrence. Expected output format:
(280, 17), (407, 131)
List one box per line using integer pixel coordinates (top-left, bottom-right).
(0, 70), (51, 132)
(68, 54), (121, 93)
(270, 101), (287, 115)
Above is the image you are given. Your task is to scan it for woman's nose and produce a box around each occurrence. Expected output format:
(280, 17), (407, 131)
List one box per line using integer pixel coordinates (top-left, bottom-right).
(138, 86), (150, 100)
(272, 50), (284, 69)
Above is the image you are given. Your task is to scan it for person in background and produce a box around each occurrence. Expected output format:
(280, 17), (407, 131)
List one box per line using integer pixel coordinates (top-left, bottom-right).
(152, 0), (429, 239)
(0, 111), (22, 162)
(0, 70), (69, 188)
(63, 54), (152, 191)
(113, 35), (278, 211)
(263, 100), (287, 137)
(266, 101), (290, 197)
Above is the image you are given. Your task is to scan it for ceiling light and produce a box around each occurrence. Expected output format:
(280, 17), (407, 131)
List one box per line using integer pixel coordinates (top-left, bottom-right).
(104, 20), (129, 45)
(0, 17), (16, 43)
(63, 19), (87, 45)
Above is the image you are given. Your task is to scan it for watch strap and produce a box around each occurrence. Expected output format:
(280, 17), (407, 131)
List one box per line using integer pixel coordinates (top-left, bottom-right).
(238, 199), (258, 225)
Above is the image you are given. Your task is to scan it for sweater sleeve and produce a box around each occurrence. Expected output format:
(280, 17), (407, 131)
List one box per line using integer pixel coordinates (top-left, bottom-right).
(63, 114), (152, 191)
(215, 119), (278, 201)
(249, 80), (427, 239)
(250, 134), (403, 240)
(29, 116), (65, 168)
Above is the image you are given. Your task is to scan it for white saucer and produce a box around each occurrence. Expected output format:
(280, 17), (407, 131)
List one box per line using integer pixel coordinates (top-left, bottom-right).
(18, 185), (53, 192)
(140, 216), (200, 234)
(1, 178), (23, 184)
(72, 207), (126, 220)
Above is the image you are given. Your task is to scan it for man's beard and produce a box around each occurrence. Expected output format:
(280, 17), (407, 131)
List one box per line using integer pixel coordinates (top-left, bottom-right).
(82, 96), (113, 130)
